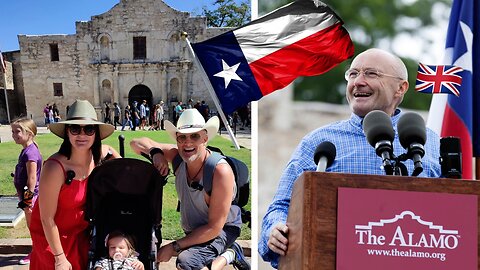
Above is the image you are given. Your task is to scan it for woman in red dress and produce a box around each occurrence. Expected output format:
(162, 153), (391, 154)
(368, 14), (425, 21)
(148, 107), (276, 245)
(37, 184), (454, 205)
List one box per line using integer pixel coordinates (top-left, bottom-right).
(30, 100), (117, 270)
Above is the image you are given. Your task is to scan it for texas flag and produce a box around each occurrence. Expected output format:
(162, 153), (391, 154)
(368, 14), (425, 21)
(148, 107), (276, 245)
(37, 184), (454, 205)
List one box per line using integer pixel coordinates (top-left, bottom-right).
(427, 0), (479, 179)
(191, 0), (354, 114)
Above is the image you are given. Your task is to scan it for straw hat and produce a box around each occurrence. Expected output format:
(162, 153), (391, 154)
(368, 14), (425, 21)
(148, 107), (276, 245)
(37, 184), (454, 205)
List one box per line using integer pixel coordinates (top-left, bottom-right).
(49, 100), (115, 140)
(165, 109), (219, 142)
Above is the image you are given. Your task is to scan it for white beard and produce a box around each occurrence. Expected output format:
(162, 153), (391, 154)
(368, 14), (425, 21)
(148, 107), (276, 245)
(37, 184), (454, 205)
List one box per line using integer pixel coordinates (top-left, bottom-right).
(186, 152), (201, 163)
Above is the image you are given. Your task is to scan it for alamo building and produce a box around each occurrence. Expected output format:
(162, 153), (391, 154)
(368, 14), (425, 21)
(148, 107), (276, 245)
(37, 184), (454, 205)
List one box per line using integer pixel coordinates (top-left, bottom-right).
(0, 0), (229, 125)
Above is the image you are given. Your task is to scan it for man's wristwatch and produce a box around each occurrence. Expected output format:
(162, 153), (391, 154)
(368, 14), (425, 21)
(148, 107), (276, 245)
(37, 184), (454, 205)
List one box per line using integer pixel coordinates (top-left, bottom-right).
(149, 147), (164, 159)
(172, 241), (182, 253)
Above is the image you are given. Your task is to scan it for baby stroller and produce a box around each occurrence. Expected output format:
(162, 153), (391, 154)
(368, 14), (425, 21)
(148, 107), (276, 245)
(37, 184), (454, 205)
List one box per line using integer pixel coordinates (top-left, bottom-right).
(85, 158), (166, 270)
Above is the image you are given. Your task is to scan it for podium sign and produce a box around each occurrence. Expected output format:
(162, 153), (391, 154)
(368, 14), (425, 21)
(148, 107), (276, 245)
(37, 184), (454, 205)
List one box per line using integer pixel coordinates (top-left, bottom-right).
(337, 188), (477, 270)
(279, 172), (480, 270)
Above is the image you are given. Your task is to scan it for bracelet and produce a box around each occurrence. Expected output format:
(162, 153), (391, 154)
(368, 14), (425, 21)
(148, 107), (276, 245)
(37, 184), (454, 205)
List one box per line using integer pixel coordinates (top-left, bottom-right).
(149, 147), (164, 159)
(54, 252), (64, 257)
(172, 241), (182, 253)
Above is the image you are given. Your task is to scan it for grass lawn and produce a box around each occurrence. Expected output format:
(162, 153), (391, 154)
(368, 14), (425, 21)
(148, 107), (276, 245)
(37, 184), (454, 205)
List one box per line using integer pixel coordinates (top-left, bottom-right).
(0, 129), (251, 240)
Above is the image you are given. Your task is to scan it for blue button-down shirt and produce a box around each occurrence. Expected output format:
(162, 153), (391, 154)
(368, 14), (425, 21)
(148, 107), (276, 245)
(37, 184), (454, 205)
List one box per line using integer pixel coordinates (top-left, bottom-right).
(259, 109), (441, 268)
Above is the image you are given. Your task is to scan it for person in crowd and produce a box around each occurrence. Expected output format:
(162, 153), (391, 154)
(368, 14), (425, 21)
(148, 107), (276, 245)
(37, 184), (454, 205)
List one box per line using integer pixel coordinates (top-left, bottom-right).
(104, 102), (112, 124)
(94, 230), (144, 270)
(237, 105), (250, 130)
(130, 109), (250, 270)
(43, 104), (50, 128)
(194, 100), (201, 112)
(29, 100), (120, 270)
(159, 101), (165, 130)
(200, 101), (209, 121)
(53, 103), (61, 123)
(149, 104), (159, 131)
(145, 102), (151, 127)
(113, 102), (122, 130)
(48, 105), (55, 128)
(174, 101), (184, 126)
(139, 100), (147, 130)
(131, 101), (140, 131)
(259, 48), (442, 268)
(121, 104), (133, 131)
(11, 118), (43, 265)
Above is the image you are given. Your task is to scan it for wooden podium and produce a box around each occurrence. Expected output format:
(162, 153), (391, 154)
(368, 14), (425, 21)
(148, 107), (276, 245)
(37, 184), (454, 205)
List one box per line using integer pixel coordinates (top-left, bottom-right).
(278, 172), (480, 269)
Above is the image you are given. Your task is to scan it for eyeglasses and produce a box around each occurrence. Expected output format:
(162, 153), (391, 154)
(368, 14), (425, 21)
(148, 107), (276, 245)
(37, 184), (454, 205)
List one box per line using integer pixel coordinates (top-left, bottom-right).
(344, 68), (404, 81)
(68, 125), (96, 136)
(176, 133), (202, 144)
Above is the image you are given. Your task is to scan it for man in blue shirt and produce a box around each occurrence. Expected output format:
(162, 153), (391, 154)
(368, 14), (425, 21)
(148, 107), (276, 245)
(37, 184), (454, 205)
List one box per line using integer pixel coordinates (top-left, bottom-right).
(259, 48), (441, 268)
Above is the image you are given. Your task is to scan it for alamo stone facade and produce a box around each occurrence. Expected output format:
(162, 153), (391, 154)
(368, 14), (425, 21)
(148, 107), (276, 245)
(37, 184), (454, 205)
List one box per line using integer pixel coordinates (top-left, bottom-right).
(0, 0), (228, 125)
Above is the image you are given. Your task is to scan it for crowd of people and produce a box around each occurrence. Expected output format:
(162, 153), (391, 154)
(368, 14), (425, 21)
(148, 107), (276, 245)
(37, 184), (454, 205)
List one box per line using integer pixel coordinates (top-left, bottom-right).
(41, 98), (252, 136)
(107, 100), (251, 133)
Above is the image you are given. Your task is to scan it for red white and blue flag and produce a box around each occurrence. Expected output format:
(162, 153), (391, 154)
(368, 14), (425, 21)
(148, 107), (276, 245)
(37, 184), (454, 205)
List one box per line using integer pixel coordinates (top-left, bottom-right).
(191, 0), (354, 114)
(415, 63), (463, 96)
(427, 0), (479, 179)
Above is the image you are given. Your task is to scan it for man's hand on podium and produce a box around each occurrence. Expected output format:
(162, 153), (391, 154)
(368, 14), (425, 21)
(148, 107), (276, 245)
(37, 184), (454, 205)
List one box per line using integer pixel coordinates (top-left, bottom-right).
(268, 222), (289, 256)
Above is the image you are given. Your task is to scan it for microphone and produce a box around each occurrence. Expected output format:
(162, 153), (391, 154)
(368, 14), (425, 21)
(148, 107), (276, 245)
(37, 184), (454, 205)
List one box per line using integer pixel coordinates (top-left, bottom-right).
(440, 137), (462, 178)
(363, 110), (395, 175)
(398, 112), (426, 176)
(314, 141), (336, 172)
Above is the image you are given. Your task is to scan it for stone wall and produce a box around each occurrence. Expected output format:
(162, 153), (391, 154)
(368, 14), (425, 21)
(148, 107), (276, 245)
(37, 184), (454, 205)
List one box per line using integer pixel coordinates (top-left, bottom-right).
(8, 0), (229, 125)
(0, 52), (25, 123)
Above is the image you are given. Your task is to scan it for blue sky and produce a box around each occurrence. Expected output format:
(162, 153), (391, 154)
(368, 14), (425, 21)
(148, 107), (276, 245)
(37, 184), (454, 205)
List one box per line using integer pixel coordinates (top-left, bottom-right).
(1, 0), (245, 52)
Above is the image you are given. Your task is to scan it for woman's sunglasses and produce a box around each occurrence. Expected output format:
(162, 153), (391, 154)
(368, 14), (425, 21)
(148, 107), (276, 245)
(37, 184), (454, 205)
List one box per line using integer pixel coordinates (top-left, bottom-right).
(68, 124), (96, 136)
(176, 133), (202, 144)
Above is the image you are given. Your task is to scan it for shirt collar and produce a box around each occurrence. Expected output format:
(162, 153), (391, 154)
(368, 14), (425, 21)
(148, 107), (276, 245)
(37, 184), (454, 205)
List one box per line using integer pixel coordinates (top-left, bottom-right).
(350, 108), (402, 130)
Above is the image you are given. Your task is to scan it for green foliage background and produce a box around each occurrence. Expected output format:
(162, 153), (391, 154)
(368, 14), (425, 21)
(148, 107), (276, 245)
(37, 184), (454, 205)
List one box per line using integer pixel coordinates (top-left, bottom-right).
(202, 0), (251, 27)
(259, 0), (453, 110)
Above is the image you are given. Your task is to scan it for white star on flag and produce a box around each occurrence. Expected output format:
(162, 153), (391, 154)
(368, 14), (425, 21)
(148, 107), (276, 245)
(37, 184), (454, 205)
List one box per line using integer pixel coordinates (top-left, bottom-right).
(214, 59), (242, 88)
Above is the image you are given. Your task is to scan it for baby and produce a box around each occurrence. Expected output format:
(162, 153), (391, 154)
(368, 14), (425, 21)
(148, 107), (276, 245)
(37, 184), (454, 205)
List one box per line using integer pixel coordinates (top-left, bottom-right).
(94, 231), (144, 270)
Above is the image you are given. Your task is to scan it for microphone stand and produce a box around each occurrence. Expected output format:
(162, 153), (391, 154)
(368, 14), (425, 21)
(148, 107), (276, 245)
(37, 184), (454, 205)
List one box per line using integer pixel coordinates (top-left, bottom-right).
(385, 153), (406, 176)
(394, 154), (411, 176)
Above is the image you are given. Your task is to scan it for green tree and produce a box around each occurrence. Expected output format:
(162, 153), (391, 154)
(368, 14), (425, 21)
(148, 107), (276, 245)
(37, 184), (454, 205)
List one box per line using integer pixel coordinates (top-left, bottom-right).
(259, 0), (452, 110)
(203, 0), (251, 27)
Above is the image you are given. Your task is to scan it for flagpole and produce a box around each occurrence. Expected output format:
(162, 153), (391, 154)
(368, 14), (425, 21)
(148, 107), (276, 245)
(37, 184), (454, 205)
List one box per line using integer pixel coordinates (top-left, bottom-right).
(2, 69), (10, 124)
(182, 32), (241, 150)
(0, 51), (10, 124)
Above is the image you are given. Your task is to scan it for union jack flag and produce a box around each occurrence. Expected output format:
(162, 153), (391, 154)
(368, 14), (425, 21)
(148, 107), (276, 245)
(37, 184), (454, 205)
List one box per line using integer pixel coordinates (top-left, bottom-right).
(415, 63), (463, 96)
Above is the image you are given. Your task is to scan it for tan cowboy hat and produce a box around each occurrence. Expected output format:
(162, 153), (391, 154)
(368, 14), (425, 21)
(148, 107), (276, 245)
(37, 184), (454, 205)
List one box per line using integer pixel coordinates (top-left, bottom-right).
(49, 100), (115, 140)
(165, 109), (219, 142)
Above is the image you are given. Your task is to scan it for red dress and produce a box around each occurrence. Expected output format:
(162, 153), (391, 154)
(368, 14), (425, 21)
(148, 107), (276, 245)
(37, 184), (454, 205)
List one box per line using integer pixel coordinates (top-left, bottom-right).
(30, 159), (90, 270)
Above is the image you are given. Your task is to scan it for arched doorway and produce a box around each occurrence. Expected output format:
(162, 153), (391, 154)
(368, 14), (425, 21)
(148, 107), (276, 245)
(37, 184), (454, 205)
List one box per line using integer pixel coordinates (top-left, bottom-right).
(128, 84), (153, 108)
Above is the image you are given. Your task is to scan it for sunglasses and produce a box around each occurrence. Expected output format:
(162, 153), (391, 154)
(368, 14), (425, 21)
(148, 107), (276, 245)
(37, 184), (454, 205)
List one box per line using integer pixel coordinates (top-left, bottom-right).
(68, 125), (96, 136)
(176, 133), (202, 144)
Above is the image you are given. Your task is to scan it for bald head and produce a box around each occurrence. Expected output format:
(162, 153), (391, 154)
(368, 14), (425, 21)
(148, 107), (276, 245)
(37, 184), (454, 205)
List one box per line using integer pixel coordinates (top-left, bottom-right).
(346, 48), (409, 116)
(354, 49), (408, 81)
